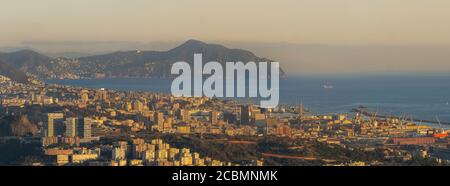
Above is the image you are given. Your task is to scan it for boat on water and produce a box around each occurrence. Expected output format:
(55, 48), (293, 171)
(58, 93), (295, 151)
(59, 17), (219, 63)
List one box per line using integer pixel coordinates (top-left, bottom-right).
(323, 83), (334, 89)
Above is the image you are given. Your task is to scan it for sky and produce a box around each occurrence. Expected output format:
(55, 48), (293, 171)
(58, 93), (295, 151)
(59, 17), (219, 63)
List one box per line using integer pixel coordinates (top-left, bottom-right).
(1, 0), (450, 74)
(1, 0), (450, 45)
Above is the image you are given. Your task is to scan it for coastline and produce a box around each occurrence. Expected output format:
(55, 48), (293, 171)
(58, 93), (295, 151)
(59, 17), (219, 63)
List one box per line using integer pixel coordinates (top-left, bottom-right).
(44, 77), (450, 129)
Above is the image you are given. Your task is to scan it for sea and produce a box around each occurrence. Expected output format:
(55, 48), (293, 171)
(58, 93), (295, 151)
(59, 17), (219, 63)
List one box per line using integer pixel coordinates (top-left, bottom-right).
(46, 75), (450, 128)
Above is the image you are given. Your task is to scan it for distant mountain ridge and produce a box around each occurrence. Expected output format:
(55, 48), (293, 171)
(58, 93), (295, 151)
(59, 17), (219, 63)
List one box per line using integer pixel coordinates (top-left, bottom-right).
(0, 49), (51, 70)
(0, 40), (284, 79)
(0, 60), (29, 83)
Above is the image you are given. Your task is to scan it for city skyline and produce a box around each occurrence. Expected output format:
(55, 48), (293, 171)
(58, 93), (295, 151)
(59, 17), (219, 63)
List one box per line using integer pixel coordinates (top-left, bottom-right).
(0, 0), (450, 169)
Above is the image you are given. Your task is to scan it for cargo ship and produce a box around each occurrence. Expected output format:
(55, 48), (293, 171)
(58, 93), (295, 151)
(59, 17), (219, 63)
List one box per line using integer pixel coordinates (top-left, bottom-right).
(323, 83), (334, 89)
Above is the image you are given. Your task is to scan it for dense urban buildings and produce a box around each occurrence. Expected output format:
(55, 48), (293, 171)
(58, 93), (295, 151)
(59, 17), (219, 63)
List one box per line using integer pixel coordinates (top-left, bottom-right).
(0, 74), (449, 166)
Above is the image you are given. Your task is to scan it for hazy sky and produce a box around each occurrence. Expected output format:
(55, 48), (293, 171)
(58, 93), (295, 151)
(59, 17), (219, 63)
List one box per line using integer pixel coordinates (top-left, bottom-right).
(2, 0), (450, 75)
(1, 0), (450, 46)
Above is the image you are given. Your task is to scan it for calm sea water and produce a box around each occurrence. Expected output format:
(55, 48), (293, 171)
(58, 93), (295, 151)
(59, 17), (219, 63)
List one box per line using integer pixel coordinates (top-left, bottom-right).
(46, 75), (450, 125)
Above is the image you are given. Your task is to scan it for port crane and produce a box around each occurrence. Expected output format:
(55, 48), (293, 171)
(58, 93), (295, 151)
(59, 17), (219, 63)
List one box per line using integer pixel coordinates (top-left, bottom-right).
(398, 114), (405, 126)
(370, 111), (378, 127)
